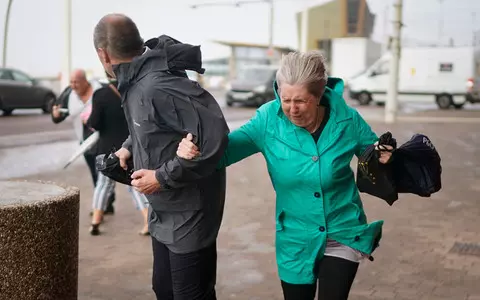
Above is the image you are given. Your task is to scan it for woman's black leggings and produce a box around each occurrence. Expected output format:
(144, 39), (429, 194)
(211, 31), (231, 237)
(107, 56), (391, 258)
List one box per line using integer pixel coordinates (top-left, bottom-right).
(281, 256), (359, 300)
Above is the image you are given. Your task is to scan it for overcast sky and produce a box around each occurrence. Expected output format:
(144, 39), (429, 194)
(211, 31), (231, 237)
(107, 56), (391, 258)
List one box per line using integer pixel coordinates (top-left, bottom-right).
(0, 0), (478, 77)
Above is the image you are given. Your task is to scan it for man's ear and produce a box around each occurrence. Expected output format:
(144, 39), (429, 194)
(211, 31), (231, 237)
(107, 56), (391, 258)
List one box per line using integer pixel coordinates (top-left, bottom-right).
(97, 48), (111, 64)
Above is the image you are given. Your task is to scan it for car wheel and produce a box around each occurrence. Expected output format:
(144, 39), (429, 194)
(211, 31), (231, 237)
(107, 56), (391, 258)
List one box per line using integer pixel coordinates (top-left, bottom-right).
(436, 94), (452, 110)
(452, 102), (465, 110)
(358, 91), (372, 106)
(2, 109), (14, 116)
(42, 94), (56, 113)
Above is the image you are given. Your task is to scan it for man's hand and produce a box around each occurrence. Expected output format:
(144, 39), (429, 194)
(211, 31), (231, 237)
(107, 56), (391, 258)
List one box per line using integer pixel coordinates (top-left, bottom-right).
(52, 105), (62, 118)
(176, 133), (200, 160)
(131, 169), (161, 194)
(115, 147), (132, 170)
(375, 142), (394, 164)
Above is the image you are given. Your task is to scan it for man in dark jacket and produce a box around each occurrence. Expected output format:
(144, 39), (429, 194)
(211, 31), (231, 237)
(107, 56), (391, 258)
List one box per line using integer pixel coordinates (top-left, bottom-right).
(93, 14), (229, 300)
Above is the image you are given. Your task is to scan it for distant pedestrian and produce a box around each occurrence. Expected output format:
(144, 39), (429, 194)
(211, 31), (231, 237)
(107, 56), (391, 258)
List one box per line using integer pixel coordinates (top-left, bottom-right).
(85, 83), (149, 236)
(51, 69), (116, 214)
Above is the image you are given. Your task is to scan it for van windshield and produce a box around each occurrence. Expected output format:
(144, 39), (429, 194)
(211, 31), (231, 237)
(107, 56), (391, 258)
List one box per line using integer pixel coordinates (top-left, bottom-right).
(238, 68), (276, 82)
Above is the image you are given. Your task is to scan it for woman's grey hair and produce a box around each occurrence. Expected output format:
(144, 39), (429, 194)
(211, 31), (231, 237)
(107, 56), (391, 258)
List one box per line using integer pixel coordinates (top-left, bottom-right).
(276, 50), (328, 99)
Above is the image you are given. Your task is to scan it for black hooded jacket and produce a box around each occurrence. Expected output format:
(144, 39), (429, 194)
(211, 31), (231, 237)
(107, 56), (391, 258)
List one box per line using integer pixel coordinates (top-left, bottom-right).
(113, 35), (229, 251)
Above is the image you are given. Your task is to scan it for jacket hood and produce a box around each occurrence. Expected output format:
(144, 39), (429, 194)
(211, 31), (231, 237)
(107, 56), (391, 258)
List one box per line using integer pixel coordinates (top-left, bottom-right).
(113, 35), (205, 91)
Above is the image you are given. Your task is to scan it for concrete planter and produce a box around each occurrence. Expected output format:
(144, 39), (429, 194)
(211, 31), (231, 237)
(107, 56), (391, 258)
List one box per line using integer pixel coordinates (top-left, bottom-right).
(0, 181), (80, 300)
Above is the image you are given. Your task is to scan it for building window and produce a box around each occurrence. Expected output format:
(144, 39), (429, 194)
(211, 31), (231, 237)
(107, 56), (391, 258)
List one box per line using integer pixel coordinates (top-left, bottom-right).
(347, 0), (360, 35)
(317, 40), (332, 64)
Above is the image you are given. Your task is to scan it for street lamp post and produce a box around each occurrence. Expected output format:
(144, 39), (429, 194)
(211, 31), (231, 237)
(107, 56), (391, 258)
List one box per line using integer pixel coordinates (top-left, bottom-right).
(2, 0), (14, 68)
(61, 0), (72, 89)
(2, 0), (72, 90)
(267, 0), (274, 54)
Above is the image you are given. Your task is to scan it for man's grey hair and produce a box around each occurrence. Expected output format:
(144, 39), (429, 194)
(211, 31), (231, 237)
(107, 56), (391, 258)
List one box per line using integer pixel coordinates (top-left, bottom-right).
(93, 13), (144, 60)
(276, 50), (328, 99)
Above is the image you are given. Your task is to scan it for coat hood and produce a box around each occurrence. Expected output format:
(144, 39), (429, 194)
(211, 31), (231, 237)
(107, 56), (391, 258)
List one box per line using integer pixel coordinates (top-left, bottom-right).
(113, 35), (205, 92)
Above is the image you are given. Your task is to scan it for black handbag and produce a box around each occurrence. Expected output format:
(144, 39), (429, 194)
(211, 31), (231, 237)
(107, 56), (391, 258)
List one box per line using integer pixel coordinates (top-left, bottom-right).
(356, 132), (398, 205)
(95, 151), (135, 186)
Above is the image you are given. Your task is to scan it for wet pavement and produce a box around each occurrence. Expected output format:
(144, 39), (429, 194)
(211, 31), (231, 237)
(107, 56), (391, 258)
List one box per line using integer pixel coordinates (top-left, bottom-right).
(8, 117), (480, 300)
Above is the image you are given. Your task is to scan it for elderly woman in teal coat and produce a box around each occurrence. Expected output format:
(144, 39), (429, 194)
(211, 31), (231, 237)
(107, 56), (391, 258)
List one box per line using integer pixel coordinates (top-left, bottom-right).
(177, 51), (393, 300)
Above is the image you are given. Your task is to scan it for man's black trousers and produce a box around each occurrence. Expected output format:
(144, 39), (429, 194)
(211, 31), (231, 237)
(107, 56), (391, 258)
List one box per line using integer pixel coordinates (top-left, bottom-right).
(151, 237), (217, 300)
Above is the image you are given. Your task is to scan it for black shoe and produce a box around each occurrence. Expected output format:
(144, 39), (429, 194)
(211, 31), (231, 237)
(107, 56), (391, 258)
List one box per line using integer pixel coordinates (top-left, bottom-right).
(105, 205), (115, 215)
(89, 223), (100, 236)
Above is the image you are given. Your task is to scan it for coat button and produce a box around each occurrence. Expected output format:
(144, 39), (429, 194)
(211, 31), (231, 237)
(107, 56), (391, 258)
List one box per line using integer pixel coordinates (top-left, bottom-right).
(354, 236), (360, 241)
(312, 156), (319, 162)
(319, 226), (325, 232)
(314, 192), (320, 198)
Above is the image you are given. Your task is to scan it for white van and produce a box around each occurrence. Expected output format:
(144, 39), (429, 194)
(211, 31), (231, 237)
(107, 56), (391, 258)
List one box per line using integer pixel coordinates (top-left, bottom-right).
(346, 46), (480, 109)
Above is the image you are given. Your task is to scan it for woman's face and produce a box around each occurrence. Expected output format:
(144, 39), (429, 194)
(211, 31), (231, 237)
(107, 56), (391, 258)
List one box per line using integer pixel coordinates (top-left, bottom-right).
(280, 83), (319, 130)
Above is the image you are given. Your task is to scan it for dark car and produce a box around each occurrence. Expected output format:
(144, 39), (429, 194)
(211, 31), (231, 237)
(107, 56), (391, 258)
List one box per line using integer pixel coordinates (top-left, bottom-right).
(226, 66), (278, 107)
(0, 68), (57, 116)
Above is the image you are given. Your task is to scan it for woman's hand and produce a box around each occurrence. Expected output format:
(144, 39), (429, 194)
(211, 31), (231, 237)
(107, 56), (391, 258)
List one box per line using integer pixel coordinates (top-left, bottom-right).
(375, 142), (394, 164)
(176, 133), (201, 160)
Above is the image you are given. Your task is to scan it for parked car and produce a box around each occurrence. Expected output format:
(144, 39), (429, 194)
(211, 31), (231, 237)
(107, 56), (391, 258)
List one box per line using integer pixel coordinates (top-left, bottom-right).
(226, 65), (278, 107)
(0, 68), (57, 116)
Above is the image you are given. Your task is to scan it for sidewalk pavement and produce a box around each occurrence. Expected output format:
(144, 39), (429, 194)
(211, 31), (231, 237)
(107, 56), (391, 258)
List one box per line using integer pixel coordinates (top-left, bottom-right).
(14, 118), (480, 300)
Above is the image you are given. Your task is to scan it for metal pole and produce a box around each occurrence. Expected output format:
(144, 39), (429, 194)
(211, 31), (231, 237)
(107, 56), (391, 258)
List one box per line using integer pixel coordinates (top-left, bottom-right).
(385, 0), (403, 124)
(61, 0), (72, 89)
(2, 0), (13, 68)
(472, 12), (476, 47)
(267, 0), (274, 61)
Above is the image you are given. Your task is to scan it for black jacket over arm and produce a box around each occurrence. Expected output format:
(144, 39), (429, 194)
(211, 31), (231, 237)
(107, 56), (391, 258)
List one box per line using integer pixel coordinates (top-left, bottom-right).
(87, 85), (129, 155)
(51, 86), (72, 124)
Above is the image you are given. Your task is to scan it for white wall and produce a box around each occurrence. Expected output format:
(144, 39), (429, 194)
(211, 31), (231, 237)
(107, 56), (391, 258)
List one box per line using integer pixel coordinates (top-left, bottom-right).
(330, 38), (381, 80)
(366, 39), (382, 67)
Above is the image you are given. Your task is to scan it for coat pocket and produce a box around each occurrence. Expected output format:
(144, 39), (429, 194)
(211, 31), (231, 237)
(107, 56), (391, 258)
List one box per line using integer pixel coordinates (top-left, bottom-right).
(276, 209), (285, 231)
(275, 220), (308, 275)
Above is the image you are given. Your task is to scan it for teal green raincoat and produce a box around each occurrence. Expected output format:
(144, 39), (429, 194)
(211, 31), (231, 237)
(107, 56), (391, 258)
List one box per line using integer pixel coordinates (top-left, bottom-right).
(219, 77), (384, 284)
